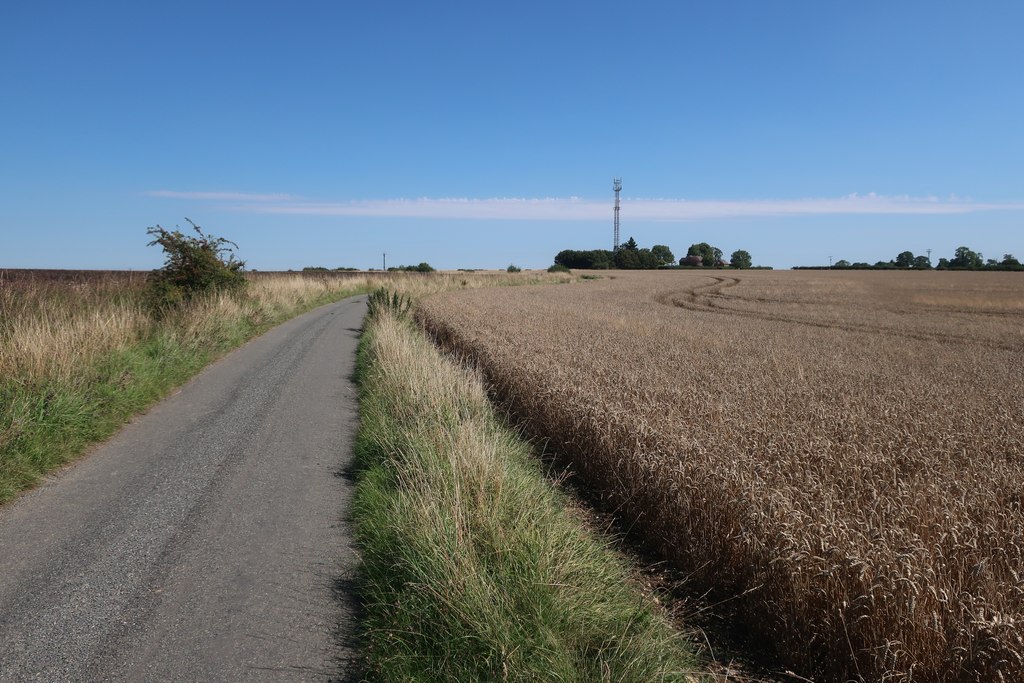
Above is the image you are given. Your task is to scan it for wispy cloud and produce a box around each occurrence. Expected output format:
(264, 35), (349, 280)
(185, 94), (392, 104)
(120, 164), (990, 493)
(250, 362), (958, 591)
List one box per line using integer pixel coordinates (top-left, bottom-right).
(150, 190), (1024, 221)
(240, 197), (605, 220)
(146, 190), (296, 202)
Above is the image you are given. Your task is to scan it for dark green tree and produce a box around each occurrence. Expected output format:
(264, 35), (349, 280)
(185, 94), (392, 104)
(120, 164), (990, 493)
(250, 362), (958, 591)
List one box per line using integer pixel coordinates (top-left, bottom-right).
(388, 263), (436, 272)
(146, 219), (246, 309)
(950, 246), (983, 269)
(895, 251), (915, 268)
(687, 242), (723, 267)
(913, 255), (932, 269)
(1002, 254), (1021, 266)
(614, 248), (641, 269)
(621, 236), (639, 251)
(730, 249), (753, 269)
(650, 244), (675, 265)
(636, 248), (660, 269)
(834, 259), (851, 269)
(554, 249), (614, 269)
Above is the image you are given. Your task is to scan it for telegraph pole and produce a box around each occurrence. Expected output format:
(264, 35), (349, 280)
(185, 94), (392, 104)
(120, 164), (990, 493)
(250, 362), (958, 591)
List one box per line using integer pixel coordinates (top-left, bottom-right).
(383, 252), (386, 271)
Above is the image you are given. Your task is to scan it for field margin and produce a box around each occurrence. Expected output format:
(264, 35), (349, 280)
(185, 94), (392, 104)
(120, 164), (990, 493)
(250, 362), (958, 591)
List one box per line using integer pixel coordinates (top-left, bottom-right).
(0, 277), (371, 504)
(351, 301), (702, 682)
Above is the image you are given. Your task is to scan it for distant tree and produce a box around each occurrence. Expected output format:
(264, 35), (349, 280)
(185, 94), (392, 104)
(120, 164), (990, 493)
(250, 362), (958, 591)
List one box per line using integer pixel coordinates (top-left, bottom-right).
(833, 259), (851, 269)
(680, 254), (703, 267)
(937, 257), (951, 269)
(614, 247), (642, 269)
(986, 258), (999, 267)
(547, 263), (571, 273)
(557, 241), (672, 270)
(874, 260), (896, 269)
(555, 241), (679, 270)
(950, 246), (983, 269)
(388, 262), (435, 273)
(913, 255), (932, 269)
(555, 249), (614, 269)
(1002, 254), (1021, 266)
(303, 266), (329, 271)
(687, 242), (723, 267)
(506, 264), (521, 273)
(730, 249), (753, 269)
(650, 244), (675, 265)
(895, 251), (915, 268)
(638, 248), (661, 269)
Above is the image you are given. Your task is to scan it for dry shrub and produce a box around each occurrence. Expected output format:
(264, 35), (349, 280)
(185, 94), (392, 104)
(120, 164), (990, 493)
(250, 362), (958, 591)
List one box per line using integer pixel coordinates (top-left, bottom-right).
(417, 270), (1024, 682)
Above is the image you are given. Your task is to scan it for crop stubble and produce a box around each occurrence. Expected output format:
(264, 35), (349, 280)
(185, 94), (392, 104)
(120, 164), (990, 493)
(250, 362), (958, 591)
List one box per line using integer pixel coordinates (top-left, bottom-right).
(418, 270), (1024, 682)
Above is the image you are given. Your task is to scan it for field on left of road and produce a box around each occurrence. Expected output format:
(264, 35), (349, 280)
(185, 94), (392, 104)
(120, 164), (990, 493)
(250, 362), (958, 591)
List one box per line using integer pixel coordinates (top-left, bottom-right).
(0, 269), (381, 503)
(0, 269), (574, 504)
(0, 288), (370, 680)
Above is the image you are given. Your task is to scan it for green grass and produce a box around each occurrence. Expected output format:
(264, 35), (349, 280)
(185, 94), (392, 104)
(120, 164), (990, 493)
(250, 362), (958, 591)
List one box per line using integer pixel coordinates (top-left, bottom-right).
(0, 279), (369, 503)
(352, 305), (701, 682)
(0, 335), (205, 499)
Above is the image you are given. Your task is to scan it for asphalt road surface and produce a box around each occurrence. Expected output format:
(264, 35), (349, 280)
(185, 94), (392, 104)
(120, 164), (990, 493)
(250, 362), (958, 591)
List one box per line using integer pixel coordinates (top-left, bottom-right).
(0, 295), (367, 682)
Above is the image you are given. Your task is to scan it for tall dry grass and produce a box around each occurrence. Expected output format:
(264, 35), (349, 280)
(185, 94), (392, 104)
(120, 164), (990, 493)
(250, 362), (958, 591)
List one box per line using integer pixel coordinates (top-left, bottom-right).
(0, 269), (574, 502)
(0, 273), (368, 385)
(418, 270), (1024, 682)
(0, 272), (373, 501)
(0, 270), (543, 384)
(355, 302), (699, 682)
(0, 275), (148, 385)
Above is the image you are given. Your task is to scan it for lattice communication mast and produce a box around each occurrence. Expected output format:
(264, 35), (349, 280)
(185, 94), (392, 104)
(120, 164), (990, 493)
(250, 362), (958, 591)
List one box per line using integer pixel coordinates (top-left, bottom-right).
(612, 177), (622, 251)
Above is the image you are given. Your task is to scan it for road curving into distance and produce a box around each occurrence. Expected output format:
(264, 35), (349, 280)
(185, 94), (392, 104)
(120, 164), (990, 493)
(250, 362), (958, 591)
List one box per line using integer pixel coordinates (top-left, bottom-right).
(0, 295), (367, 682)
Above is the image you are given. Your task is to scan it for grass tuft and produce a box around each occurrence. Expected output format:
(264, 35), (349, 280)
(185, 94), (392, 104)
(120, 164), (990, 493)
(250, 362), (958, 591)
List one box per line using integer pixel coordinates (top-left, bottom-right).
(352, 304), (700, 682)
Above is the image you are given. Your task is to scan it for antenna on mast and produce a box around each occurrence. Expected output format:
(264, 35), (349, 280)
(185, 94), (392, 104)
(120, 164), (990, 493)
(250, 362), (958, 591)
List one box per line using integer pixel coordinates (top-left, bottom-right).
(613, 177), (622, 251)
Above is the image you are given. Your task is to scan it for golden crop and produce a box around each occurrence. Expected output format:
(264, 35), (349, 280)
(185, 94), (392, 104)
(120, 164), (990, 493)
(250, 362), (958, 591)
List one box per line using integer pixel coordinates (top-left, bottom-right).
(418, 270), (1024, 682)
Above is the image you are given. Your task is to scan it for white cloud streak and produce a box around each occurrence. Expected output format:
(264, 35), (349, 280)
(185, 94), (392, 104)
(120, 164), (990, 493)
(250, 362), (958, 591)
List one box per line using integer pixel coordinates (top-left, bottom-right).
(147, 190), (296, 202)
(151, 190), (1024, 221)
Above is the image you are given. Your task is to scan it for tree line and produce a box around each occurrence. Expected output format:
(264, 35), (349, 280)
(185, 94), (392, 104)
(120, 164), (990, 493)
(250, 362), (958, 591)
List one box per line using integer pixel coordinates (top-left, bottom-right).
(554, 238), (757, 270)
(797, 247), (1022, 271)
(303, 263), (436, 273)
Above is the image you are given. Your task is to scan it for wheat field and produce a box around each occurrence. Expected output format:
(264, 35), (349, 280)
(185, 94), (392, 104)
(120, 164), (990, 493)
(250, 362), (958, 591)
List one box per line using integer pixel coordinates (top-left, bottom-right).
(418, 270), (1024, 682)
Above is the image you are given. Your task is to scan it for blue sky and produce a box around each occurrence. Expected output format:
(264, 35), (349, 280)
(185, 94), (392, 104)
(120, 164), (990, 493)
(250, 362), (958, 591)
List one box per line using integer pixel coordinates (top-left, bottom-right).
(2, 1), (1022, 270)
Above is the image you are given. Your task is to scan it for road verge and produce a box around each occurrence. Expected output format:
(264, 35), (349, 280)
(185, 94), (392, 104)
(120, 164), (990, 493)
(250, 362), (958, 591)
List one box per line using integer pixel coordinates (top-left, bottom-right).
(352, 301), (700, 681)
(0, 274), (372, 503)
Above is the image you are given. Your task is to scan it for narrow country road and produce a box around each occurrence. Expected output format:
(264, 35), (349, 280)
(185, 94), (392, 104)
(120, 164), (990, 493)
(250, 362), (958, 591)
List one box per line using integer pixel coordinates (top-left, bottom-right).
(0, 296), (367, 682)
